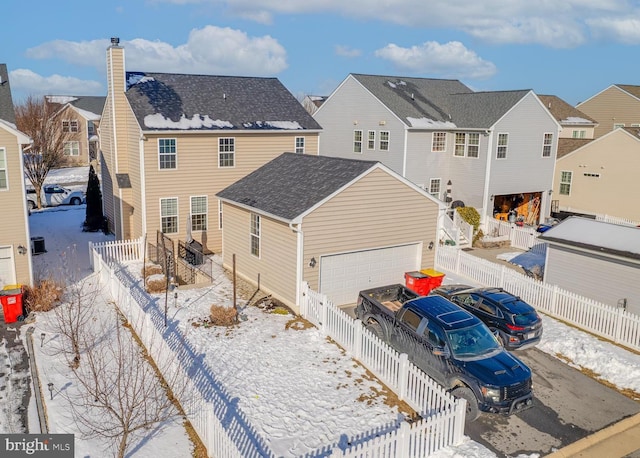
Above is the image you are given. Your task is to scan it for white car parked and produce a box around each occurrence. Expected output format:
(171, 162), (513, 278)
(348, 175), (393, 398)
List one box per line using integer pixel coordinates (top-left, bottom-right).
(26, 184), (85, 210)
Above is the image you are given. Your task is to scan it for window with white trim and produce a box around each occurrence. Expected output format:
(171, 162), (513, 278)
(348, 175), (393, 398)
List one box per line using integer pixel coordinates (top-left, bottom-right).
(367, 130), (376, 150)
(218, 200), (223, 230)
(379, 131), (389, 151)
(572, 130), (586, 139)
(429, 178), (441, 199)
(62, 120), (79, 133)
(467, 133), (479, 158)
(353, 130), (362, 153)
(158, 138), (177, 169)
(219, 138), (235, 167)
(542, 133), (553, 157)
(190, 196), (207, 231)
(432, 132), (446, 152)
(454, 133), (466, 157)
(0, 148), (7, 190)
(559, 171), (572, 195)
(454, 132), (479, 157)
(295, 137), (305, 154)
(496, 133), (508, 159)
(250, 213), (260, 257)
(160, 198), (178, 234)
(64, 141), (80, 156)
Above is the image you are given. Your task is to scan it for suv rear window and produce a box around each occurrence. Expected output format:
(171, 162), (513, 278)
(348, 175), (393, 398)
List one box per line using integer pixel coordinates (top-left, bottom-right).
(513, 311), (539, 326)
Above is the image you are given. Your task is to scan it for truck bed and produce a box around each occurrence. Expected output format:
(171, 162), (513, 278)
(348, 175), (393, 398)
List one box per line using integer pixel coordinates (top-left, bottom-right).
(381, 300), (403, 312)
(358, 284), (420, 316)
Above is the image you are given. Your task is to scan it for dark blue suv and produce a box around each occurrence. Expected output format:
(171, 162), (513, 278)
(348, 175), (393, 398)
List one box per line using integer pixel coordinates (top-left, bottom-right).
(431, 285), (543, 350)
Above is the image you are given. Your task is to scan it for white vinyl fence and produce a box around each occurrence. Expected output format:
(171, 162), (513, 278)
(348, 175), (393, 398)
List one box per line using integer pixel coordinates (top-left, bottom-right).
(436, 246), (640, 352)
(482, 219), (544, 253)
(91, 241), (466, 458)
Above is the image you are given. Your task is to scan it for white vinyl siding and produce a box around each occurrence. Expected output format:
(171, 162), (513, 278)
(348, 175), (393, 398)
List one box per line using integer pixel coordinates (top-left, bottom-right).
(219, 137), (235, 167)
(560, 171), (572, 195)
(0, 149), (7, 190)
(353, 130), (362, 153)
(160, 197), (178, 234)
(190, 196), (207, 231)
(158, 138), (177, 169)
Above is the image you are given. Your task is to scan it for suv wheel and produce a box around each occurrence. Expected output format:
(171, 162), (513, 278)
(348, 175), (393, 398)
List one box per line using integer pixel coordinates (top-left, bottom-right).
(70, 197), (82, 205)
(452, 386), (480, 421)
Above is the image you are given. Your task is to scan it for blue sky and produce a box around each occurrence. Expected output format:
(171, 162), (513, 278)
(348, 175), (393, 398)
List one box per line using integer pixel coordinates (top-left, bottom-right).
(3, 0), (640, 106)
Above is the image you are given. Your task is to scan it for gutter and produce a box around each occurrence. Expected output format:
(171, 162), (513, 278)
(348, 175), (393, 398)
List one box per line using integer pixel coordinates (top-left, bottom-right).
(289, 222), (304, 309)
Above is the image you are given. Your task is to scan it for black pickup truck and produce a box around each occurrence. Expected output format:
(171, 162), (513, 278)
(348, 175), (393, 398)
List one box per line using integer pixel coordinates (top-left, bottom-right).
(356, 284), (533, 421)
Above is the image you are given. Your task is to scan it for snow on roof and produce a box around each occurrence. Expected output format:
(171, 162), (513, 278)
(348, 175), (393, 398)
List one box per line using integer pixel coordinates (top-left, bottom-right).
(143, 113), (233, 129)
(561, 116), (594, 124)
(73, 106), (101, 121)
(47, 95), (78, 104)
(407, 117), (457, 129)
(540, 217), (640, 258)
(127, 74), (155, 88)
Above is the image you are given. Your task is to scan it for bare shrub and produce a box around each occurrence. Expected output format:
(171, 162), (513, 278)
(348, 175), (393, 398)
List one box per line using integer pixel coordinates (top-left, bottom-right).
(209, 304), (237, 326)
(145, 274), (166, 293)
(23, 279), (64, 312)
(141, 264), (163, 278)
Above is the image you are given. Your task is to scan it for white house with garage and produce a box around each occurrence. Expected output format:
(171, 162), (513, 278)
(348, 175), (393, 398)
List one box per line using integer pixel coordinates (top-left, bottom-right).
(216, 153), (444, 312)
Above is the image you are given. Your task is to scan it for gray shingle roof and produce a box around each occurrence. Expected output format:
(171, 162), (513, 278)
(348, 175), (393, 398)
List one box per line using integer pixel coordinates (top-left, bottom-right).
(351, 74), (533, 129)
(0, 64), (16, 124)
(70, 96), (106, 116)
(216, 153), (378, 221)
(125, 72), (322, 131)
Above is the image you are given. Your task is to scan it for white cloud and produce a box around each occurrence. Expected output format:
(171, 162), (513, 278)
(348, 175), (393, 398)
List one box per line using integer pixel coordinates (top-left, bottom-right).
(26, 39), (107, 69)
(8, 69), (103, 98)
(155, 0), (640, 47)
(374, 41), (497, 80)
(335, 45), (361, 58)
(587, 17), (640, 44)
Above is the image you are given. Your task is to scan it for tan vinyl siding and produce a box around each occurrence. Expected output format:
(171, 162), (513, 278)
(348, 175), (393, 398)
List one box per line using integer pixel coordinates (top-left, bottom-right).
(554, 130), (640, 221)
(577, 86), (640, 138)
(0, 129), (31, 286)
(143, 132), (319, 253)
(221, 204), (298, 308)
(301, 168), (439, 292)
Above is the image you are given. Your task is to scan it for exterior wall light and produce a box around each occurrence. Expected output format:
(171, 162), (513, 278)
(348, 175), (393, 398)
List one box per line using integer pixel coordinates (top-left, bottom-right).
(309, 257), (317, 268)
(17, 245), (27, 255)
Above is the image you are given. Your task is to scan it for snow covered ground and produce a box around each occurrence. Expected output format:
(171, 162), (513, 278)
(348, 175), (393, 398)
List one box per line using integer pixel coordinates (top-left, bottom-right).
(2, 167), (639, 457)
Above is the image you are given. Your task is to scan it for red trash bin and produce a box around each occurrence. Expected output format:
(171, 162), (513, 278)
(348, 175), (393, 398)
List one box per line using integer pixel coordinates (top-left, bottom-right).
(0, 287), (25, 323)
(420, 269), (446, 293)
(404, 271), (431, 295)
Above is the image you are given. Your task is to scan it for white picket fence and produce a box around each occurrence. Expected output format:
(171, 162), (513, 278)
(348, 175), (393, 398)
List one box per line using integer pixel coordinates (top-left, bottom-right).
(482, 219), (543, 253)
(436, 246), (640, 351)
(595, 214), (640, 227)
(89, 237), (145, 268)
(91, 242), (466, 458)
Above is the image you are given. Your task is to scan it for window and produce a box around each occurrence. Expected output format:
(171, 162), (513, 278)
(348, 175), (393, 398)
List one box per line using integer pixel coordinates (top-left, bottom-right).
(219, 138), (235, 167)
(496, 133), (509, 159)
(559, 171), (572, 195)
(454, 132), (479, 157)
(367, 130), (376, 150)
(429, 178), (441, 199)
(160, 198), (178, 234)
(542, 133), (553, 157)
(218, 200), (223, 230)
(87, 121), (95, 135)
(0, 148), (7, 190)
(62, 120), (79, 133)
(158, 138), (177, 169)
(190, 196), (207, 231)
(632, 124), (640, 127)
(379, 131), (389, 151)
(432, 132), (446, 152)
(294, 137), (305, 154)
(63, 141), (80, 156)
(583, 173), (601, 178)
(250, 213), (260, 257)
(572, 130), (586, 139)
(353, 130), (363, 153)
(400, 309), (422, 331)
(613, 123), (625, 129)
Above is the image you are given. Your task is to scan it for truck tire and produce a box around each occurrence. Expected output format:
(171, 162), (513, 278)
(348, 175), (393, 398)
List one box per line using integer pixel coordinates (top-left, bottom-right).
(365, 321), (385, 341)
(452, 386), (480, 422)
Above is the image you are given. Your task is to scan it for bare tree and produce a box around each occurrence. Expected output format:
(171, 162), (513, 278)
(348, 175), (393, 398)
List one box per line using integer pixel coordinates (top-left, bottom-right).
(15, 96), (74, 209)
(68, 310), (185, 457)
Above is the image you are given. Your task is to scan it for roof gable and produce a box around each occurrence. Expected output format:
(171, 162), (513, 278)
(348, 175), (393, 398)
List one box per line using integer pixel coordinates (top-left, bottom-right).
(537, 94), (597, 125)
(125, 72), (322, 132)
(216, 153), (379, 221)
(557, 127), (640, 160)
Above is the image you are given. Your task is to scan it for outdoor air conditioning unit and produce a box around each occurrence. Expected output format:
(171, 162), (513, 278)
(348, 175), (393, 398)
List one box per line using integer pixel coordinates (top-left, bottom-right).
(31, 236), (46, 255)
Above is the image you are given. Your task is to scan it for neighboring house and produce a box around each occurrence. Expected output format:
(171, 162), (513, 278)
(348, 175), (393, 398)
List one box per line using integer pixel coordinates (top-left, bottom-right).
(552, 127), (640, 222)
(538, 95), (597, 139)
(217, 153), (443, 312)
(0, 63), (33, 288)
(313, 74), (560, 227)
(301, 95), (327, 115)
(538, 217), (640, 315)
(100, 38), (322, 254)
(576, 84), (640, 139)
(46, 95), (106, 166)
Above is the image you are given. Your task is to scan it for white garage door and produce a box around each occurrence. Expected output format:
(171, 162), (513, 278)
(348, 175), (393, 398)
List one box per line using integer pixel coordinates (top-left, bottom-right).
(319, 243), (421, 305)
(0, 246), (17, 289)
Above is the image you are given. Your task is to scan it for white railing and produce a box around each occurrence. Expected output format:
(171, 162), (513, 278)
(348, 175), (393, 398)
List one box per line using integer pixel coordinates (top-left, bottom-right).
(452, 212), (473, 246)
(92, 240), (466, 457)
(595, 214), (640, 227)
(89, 237), (144, 268)
(436, 246), (640, 352)
(482, 219), (541, 252)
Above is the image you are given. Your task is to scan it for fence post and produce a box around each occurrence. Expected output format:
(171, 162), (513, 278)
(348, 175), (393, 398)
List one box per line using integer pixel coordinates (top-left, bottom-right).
(613, 307), (624, 344)
(353, 320), (362, 359)
(452, 399), (466, 444)
(395, 421), (410, 458)
(320, 293), (328, 335)
(397, 353), (409, 401)
(499, 265), (506, 288)
(455, 248), (461, 274)
(300, 282), (308, 317)
(551, 285), (558, 316)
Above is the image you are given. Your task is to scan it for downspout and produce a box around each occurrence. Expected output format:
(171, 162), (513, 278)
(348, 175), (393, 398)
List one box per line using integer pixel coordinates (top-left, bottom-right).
(481, 130), (495, 228)
(402, 125), (409, 177)
(289, 221), (304, 309)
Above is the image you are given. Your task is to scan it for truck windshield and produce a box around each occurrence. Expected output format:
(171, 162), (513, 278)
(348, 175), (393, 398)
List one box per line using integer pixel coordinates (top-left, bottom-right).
(445, 323), (501, 358)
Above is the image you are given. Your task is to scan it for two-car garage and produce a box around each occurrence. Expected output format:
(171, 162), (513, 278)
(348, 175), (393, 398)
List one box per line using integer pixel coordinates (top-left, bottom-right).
(318, 243), (422, 306)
